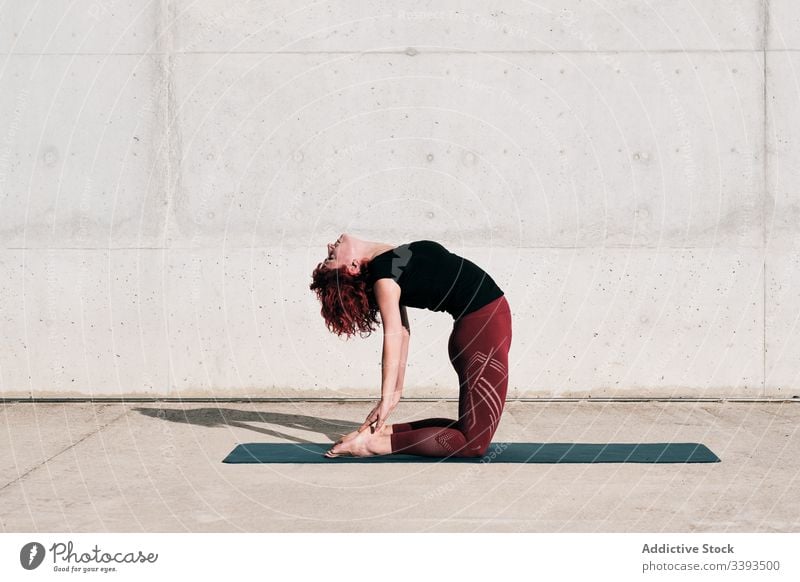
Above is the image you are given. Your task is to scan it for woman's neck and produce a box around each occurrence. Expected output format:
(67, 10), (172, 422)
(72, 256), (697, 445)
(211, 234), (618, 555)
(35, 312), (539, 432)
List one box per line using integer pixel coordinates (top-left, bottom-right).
(365, 241), (395, 261)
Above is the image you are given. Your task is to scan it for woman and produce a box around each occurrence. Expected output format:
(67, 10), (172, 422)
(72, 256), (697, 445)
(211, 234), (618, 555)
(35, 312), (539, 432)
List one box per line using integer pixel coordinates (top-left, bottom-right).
(309, 233), (512, 458)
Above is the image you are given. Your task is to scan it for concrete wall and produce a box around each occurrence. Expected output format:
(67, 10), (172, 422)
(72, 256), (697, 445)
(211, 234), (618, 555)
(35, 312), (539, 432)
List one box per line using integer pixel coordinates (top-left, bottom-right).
(1, 1), (798, 399)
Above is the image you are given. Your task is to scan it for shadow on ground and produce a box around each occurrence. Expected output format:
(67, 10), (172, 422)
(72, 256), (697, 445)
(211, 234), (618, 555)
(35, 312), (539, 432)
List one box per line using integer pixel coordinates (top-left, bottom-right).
(133, 407), (359, 444)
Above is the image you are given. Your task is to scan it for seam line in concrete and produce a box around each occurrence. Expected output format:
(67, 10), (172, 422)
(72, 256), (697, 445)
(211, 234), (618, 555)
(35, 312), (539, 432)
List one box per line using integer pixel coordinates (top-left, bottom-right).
(0, 408), (129, 493)
(1, 398), (797, 404)
(159, 0), (176, 397)
(762, 0), (769, 398)
(0, 49), (786, 56)
(0, 245), (770, 251)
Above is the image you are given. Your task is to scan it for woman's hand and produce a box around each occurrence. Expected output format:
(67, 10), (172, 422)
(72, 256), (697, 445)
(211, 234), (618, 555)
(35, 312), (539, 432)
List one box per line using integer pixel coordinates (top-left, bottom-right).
(358, 399), (395, 434)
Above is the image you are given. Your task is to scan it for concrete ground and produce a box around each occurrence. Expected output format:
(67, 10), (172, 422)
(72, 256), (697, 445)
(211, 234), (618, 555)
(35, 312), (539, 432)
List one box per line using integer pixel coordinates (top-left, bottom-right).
(0, 400), (798, 532)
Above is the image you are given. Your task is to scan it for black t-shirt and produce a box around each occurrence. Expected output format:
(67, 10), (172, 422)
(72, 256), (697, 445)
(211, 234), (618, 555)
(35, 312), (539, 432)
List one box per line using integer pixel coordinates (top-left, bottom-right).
(366, 240), (504, 319)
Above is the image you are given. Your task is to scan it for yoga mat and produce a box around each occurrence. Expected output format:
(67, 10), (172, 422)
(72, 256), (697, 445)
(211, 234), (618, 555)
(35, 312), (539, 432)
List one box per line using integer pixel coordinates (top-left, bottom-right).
(222, 442), (720, 464)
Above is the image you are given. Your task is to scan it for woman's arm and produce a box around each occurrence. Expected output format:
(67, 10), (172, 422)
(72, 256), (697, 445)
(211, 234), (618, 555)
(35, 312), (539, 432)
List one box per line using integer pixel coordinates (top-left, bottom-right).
(400, 304), (410, 335)
(392, 306), (410, 405)
(357, 281), (409, 432)
(373, 279), (406, 406)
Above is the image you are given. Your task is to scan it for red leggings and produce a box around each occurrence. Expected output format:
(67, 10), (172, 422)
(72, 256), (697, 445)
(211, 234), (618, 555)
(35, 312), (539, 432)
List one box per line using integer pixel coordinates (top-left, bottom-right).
(389, 294), (512, 457)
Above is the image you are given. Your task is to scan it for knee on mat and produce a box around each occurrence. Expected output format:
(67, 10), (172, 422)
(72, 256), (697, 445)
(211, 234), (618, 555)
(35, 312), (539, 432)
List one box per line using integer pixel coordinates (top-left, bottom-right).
(456, 442), (490, 458)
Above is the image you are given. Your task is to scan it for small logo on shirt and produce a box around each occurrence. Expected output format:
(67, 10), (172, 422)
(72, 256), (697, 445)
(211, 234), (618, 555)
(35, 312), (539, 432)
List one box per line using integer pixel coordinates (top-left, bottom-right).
(390, 244), (413, 279)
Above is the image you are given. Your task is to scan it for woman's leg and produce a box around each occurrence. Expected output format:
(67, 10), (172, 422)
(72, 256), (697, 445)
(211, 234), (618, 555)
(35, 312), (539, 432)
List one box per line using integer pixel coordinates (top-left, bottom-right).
(389, 295), (512, 457)
(390, 418), (459, 433)
(335, 418), (456, 446)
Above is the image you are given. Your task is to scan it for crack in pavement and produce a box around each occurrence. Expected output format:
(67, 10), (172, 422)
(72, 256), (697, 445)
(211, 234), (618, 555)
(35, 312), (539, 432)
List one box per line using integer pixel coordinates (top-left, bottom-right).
(0, 407), (130, 493)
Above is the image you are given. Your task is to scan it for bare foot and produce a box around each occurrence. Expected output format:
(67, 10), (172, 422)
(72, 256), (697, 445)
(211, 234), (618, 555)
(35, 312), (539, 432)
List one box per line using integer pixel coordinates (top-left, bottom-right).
(335, 423), (393, 446)
(325, 426), (391, 457)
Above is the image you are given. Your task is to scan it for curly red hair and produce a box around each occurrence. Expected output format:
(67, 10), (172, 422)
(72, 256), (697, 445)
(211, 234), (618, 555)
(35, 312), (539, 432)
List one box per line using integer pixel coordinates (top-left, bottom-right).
(309, 261), (380, 339)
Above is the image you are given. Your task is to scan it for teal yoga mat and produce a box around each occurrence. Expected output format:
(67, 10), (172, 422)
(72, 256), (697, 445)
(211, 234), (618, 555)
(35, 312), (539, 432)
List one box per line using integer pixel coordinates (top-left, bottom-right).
(222, 442), (720, 464)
